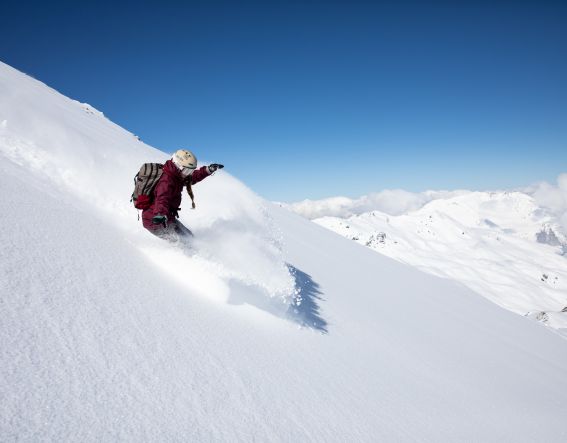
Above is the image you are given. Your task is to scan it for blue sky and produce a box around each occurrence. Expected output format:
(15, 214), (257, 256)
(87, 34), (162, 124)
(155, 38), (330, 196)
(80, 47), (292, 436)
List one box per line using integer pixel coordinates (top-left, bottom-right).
(2, 0), (566, 201)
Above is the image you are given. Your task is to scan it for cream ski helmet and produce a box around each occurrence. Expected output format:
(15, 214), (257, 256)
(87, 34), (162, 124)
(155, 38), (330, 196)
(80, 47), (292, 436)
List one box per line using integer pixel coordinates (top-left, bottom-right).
(172, 149), (197, 176)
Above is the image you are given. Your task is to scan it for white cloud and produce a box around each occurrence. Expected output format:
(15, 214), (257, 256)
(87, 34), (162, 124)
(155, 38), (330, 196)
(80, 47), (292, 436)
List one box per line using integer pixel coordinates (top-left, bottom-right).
(529, 173), (567, 231)
(284, 196), (360, 219)
(283, 189), (467, 219)
(285, 173), (567, 233)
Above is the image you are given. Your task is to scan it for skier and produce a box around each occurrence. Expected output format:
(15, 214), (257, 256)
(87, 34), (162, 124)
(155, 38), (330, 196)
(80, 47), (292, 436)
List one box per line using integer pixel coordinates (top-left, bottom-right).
(142, 149), (223, 242)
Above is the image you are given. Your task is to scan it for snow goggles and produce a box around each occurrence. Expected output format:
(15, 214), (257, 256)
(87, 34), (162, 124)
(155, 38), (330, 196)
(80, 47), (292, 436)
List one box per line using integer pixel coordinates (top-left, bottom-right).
(181, 166), (196, 177)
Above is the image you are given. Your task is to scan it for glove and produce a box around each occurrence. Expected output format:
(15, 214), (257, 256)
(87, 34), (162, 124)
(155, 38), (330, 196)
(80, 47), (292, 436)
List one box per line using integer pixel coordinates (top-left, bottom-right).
(208, 163), (224, 174)
(152, 214), (168, 227)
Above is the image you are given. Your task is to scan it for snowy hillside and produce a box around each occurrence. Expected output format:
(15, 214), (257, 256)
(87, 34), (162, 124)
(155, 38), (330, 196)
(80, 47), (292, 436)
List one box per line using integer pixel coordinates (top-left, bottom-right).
(1, 61), (567, 442)
(308, 191), (567, 330)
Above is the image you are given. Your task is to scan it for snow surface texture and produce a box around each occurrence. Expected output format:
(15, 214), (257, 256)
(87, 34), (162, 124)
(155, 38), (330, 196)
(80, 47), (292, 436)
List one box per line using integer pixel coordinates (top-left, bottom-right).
(1, 60), (567, 441)
(304, 191), (567, 330)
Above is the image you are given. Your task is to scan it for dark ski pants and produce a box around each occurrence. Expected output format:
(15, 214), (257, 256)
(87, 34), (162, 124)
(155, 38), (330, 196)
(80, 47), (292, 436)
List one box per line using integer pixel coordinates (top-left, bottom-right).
(150, 220), (193, 245)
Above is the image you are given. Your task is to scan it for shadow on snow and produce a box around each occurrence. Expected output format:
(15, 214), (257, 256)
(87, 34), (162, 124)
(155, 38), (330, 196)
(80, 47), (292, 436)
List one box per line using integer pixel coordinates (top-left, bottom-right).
(286, 265), (328, 334)
(225, 265), (328, 334)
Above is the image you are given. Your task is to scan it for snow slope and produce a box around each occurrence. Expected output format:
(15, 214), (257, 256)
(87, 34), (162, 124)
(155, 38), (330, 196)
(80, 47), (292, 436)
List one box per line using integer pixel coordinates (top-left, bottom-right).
(312, 191), (567, 330)
(1, 61), (567, 442)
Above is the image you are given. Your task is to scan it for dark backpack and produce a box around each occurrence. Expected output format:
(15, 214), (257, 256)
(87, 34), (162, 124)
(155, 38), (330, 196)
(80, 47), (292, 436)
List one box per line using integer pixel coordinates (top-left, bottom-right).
(131, 163), (163, 209)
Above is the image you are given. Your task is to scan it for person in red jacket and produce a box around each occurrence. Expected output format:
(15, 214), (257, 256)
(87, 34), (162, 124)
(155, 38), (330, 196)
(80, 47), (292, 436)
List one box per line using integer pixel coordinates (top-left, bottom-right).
(142, 149), (223, 241)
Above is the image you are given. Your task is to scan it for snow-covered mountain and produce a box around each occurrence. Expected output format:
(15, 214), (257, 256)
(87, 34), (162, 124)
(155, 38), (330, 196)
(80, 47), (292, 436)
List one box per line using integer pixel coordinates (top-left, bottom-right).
(1, 61), (567, 441)
(300, 191), (567, 330)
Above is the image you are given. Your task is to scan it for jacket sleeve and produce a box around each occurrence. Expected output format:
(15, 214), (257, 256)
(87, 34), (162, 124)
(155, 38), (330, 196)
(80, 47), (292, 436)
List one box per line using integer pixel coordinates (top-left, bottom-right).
(153, 174), (175, 216)
(191, 166), (211, 185)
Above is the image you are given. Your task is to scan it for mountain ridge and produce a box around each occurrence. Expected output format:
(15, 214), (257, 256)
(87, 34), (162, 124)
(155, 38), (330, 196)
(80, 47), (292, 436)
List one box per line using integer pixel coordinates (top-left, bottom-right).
(312, 190), (567, 330)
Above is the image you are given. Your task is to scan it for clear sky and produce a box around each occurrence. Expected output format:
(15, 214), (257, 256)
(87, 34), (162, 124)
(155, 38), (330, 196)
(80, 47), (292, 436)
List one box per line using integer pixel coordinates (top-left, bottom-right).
(1, 0), (566, 201)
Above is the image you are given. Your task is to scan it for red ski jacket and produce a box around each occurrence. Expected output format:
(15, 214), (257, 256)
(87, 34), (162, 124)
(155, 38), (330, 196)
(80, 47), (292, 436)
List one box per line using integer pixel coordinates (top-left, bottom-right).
(142, 160), (210, 231)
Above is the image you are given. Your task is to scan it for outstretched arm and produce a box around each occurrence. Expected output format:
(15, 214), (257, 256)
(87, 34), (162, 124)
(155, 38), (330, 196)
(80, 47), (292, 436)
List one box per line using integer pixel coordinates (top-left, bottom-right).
(190, 166), (210, 185)
(190, 164), (224, 184)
